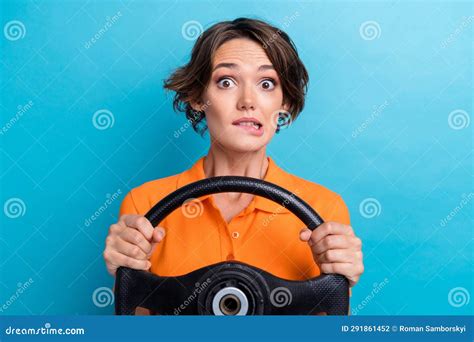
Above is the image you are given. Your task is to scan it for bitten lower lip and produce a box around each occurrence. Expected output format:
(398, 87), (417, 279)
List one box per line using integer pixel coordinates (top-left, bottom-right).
(232, 123), (264, 136)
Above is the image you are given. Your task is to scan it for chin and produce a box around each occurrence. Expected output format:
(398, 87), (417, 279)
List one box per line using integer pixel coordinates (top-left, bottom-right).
(222, 140), (267, 153)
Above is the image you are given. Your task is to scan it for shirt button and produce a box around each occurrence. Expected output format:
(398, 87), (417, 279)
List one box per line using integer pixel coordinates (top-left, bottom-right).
(231, 231), (240, 239)
(226, 253), (234, 261)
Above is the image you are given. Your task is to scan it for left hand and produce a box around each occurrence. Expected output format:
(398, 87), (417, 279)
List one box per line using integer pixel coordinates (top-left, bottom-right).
(299, 222), (364, 287)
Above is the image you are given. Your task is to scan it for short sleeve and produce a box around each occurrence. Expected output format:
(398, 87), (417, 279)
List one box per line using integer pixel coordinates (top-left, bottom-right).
(119, 190), (139, 216)
(327, 195), (351, 226)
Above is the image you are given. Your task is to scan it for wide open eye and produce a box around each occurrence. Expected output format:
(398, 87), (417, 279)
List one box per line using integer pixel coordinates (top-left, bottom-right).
(260, 78), (276, 90)
(217, 77), (236, 89)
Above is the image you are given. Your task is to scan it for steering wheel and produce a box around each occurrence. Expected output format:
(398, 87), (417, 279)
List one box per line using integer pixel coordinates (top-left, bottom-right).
(114, 176), (349, 315)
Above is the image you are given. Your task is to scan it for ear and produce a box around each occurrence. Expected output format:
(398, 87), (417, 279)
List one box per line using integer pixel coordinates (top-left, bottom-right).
(281, 101), (291, 113)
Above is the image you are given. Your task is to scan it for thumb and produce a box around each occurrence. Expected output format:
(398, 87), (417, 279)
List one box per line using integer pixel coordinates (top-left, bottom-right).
(299, 228), (311, 242)
(149, 227), (166, 256)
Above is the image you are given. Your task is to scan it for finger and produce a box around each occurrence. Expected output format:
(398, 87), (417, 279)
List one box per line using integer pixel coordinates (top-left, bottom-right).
(299, 228), (312, 241)
(315, 249), (355, 264)
(152, 227), (166, 243)
(119, 229), (152, 255)
(122, 215), (154, 241)
(312, 235), (358, 255)
(113, 238), (148, 260)
(107, 249), (151, 271)
(319, 262), (353, 276)
(149, 227), (166, 256)
(309, 222), (354, 246)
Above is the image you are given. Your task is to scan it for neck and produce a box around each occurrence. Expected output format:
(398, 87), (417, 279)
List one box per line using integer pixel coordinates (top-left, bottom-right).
(203, 143), (269, 180)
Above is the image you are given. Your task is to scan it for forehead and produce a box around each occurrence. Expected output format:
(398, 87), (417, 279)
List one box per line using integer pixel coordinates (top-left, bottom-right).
(212, 38), (272, 68)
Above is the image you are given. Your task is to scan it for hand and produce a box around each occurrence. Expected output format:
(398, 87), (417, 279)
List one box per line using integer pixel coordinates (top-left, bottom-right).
(299, 222), (364, 287)
(103, 214), (166, 276)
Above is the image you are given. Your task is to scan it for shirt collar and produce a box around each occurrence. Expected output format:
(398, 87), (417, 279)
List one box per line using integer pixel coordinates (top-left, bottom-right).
(176, 156), (294, 214)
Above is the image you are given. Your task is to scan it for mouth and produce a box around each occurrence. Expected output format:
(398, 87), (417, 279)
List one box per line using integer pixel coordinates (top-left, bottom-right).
(231, 120), (264, 136)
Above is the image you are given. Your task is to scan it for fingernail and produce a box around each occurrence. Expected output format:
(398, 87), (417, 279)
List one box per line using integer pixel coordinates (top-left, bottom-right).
(300, 230), (311, 241)
(146, 261), (151, 269)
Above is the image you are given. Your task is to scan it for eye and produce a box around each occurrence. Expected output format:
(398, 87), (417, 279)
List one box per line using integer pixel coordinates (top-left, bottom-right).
(217, 77), (236, 89)
(260, 78), (276, 90)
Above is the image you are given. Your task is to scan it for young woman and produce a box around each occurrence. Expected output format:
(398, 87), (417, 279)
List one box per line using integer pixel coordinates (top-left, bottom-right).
(104, 18), (364, 298)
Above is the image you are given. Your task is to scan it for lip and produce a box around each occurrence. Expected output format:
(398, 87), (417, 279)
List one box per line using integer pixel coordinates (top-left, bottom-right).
(232, 117), (263, 126)
(232, 117), (264, 137)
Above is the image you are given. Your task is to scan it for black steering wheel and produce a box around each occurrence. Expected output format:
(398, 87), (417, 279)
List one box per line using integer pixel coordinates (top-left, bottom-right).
(114, 176), (349, 315)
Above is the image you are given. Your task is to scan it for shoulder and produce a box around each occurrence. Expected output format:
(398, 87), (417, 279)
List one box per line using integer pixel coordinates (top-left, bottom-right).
(288, 172), (341, 200)
(284, 171), (350, 225)
(123, 173), (181, 215)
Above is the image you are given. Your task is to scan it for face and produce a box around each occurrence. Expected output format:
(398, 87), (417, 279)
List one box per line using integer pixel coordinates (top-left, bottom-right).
(193, 38), (289, 153)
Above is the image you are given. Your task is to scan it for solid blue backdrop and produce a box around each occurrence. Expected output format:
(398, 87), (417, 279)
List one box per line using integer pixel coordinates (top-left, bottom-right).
(0, 0), (472, 315)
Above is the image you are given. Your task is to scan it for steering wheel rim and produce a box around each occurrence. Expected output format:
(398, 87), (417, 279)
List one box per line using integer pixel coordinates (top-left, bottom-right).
(144, 175), (324, 230)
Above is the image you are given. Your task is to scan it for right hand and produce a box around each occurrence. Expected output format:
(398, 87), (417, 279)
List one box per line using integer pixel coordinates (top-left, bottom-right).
(103, 214), (166, 276)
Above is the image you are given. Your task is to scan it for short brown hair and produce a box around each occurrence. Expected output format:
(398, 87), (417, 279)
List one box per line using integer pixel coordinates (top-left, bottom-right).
(164, 17), (309, 135)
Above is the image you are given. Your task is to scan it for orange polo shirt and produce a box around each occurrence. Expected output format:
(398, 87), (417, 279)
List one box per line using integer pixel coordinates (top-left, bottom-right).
(119, 155), (350, 281)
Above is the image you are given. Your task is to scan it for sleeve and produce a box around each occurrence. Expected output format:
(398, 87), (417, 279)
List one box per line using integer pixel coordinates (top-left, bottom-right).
(118, 190), (140, 217)
(327, 194), (351, 226)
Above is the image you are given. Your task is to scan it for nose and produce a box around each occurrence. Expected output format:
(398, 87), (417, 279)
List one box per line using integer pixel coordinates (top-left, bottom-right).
(236, 84), (256, 111)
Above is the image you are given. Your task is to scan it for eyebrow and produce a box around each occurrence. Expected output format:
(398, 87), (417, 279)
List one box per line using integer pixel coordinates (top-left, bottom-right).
(212, 63), (275, 72)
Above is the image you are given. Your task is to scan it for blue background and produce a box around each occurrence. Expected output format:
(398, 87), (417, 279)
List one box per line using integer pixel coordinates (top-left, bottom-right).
(0, 0), (472, 315)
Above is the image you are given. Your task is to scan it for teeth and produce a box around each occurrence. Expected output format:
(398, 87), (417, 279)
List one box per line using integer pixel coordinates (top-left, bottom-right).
(237, 122), (260, 128)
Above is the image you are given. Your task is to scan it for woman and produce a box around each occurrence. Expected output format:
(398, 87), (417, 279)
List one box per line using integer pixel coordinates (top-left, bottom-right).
(103, 18), (364, 300)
